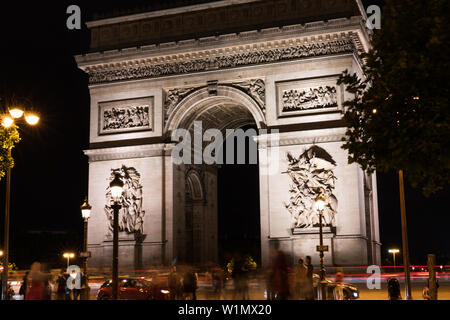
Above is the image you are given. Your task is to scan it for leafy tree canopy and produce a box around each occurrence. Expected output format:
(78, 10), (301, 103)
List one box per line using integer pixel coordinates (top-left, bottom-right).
(338, 0), (449, 196)
(0, 125), (20, 180)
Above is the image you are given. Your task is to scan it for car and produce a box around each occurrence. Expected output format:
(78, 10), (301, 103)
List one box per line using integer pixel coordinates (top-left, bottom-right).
(97, 278), (170, 300)
(312, 274), (359, 300)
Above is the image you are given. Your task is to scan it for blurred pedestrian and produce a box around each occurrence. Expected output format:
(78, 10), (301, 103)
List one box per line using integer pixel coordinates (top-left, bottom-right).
(333, 267), (345, 300)
(25, 262), (47, 300)
(212, 268), (225, 300)
(80, 273), (90, 300)
(423, 278), (439, 300)
(294, 258), (307, 299)
(231, 254), (250, 300)
(56, 272), (67, 300)
(423, 284), (430, 300)
(19, 271), (29, 300)
(182, 267), (198, 300)
(268, 247), (290, 300)
(169, 266), (183, 300)
(305, 256), (315, 300)
(69, 269), (82, 300)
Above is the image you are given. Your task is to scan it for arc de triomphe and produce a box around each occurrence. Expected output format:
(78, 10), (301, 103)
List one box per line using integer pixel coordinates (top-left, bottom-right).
(76, 0), (381, 270)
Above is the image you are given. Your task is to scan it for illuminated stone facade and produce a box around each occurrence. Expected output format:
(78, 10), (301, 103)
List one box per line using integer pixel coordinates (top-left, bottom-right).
(76, 0), (381, 270)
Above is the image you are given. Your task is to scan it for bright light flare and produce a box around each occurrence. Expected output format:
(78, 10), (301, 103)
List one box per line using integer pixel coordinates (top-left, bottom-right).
(25, 114), (39, 125)
(315, 193), (326, 212)
(9, 108), (24, 119)
(2, 116), (14, 128)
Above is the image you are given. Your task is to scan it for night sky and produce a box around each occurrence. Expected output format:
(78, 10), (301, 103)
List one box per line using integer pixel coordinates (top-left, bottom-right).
(0, 1), (448, 269)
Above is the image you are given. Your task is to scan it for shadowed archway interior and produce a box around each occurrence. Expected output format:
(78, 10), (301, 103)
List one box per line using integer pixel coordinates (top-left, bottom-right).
(217, 123), (261, 266)
(177, 99), (261, 266)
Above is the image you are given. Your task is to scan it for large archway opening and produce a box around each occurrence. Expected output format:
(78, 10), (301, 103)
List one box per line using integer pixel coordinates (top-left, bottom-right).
(217, 124), (261, 267)
(168, 86), (264, 267)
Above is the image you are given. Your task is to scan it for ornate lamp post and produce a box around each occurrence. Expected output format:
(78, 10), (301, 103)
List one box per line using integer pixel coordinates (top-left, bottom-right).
(80, 197), (91, 299)
(109, 173), (124, 300)
(315, 192), (327, 300)
(1, 106), (39, 300)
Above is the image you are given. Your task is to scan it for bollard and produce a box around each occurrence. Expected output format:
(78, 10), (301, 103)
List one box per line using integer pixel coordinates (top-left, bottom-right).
(427, 254), (437, 300)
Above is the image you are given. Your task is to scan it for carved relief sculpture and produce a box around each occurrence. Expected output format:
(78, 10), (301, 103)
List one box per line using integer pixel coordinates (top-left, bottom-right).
(230, 79), (266, 112)
(103, 105), (149, 130)
(284, 146), (338, 228)
(87, 39), (356, 84)
(164, 79), (265, 123)
(282, 86), (337, 112)
(105, 165), (145, 235)
(99, 97), (153, 134)
(164, 87), (198, 121)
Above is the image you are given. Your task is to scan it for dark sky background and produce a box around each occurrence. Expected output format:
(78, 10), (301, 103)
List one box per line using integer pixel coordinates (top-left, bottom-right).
(0, 0), (448, 269)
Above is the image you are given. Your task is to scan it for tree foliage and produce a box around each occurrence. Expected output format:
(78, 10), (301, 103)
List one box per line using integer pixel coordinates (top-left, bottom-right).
(0, 125), (20, 180)
(338, 0), (449, 195)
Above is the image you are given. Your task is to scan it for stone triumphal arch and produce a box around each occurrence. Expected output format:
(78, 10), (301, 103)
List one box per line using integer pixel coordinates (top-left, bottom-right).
(76, 0), (381, 270)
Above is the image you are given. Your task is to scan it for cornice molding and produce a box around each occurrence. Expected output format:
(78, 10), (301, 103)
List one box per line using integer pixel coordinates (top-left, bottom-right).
(255, 130), (346, 148)
(84, 143), (175, 162)
(81, 31), (361, 85)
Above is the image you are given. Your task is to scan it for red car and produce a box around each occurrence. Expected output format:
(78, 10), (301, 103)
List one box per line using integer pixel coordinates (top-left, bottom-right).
(97, 278), (170, 300)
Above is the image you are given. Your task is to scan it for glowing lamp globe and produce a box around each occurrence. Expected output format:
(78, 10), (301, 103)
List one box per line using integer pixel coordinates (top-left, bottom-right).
(25, 114), (39, 125)
(9, 108), (24, 119)
(2, 116), (14, 128)
(315, 193), (327, 212)
(110, 173), (124, 201)
(80, 198), (92, 220)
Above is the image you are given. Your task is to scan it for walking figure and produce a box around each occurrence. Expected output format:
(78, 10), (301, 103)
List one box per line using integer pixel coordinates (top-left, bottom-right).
(182, 267), (198, 300)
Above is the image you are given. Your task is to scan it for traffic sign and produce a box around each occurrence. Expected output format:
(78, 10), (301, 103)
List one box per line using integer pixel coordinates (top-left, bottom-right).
(79, 251), (91, 258)
(316, 245), (329, 252)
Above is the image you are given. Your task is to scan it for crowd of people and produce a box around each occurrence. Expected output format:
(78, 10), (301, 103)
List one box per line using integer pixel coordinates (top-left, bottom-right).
(11, 262), (88, 300)
(167, 248), (343, 300)
(168, 265), (198, 300)
(266, 246), (346, 300)
(2, 256), (441, 300)
(266, 248), (315, 300)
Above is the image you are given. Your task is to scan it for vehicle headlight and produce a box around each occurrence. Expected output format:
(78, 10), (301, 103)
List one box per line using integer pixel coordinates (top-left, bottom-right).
(161, 290), (169, 294)
(353, 292), (358, 297)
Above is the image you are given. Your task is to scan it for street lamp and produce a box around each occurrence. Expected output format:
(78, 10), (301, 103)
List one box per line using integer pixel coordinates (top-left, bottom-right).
(389, 249), (400, 269)
(80, 197), (91, 299)
(315, 191), (327, 300)
(80, 197), (92, 268)
(63, 252), (75, 269)
(109, 173), (124, 300)
(1, 106), (40, 300)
